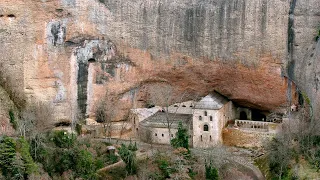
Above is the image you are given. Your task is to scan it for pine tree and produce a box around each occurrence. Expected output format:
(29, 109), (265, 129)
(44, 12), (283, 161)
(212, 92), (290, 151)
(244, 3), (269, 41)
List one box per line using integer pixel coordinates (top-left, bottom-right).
(170, 121), (189, 149)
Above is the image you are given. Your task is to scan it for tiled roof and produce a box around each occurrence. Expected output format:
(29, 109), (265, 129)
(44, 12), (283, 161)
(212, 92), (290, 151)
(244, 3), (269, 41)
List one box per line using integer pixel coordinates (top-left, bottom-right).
(194, 92), (228, 110)
(140, 112), (192, 128)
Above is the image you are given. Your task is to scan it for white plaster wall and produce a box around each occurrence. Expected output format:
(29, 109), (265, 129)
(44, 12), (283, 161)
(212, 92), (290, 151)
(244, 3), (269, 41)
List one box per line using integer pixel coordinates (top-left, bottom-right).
(192, 102), (236, 148)
(151, 127), (177, 145)
(168, 101), (194, 114)
(139, 125), (193, 146)
(192, 109), (220, 148)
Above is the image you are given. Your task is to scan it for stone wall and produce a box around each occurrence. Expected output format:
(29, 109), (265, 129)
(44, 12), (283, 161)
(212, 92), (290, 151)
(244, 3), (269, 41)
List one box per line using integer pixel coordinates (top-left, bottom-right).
(222, 128), (275, 148)
(192, 101), (235, 148)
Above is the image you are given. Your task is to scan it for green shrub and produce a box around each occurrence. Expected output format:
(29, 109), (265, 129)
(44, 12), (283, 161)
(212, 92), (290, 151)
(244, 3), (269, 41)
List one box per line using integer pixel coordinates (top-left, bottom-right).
(205, 162), (219, 180)
(316, 28), (320, 41)
(53, 149), (75, 175)
(188, 168), (197, 179)
(76, 123), (82, 135)
(118, 144), (137, 175)
(75, 149), (97, 179)
(0, 136), (17, 178)
(171, 121), (189, 150)
(9, 109), (17, 130)
(155, 154), (176, 178)
(128, 141), (138, 151)
(16, 137), (38, 175)
(52, 130), (76, 148)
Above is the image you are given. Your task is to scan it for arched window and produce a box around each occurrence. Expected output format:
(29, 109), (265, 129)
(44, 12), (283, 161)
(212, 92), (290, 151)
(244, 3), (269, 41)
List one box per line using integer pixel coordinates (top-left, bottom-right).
(199, 116), (202, 120)
(174, 105), (178, 107)
(210, 116), (213, 121)
(182, 104), (186, 107)
(162, 134), (164, 137)
(204, 124), (209, 131)
(204, 111), (207, 116)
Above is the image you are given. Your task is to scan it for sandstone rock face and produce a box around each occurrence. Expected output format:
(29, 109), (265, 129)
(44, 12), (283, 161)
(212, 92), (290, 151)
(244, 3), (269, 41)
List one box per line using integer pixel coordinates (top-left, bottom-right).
(0, 86), (16, 136)
(287, 0), (320, 119)
(0, 0), (318, 123)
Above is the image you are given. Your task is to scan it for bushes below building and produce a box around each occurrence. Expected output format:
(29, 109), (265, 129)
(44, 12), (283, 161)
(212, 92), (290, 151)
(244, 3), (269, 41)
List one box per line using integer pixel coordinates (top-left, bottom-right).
(0, 136), (38, 179)
(0, 131), (121, 179)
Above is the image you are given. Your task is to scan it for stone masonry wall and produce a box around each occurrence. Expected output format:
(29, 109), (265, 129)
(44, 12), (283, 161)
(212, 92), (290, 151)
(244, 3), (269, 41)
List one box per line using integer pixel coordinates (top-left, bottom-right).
(222, 128), (275, 148)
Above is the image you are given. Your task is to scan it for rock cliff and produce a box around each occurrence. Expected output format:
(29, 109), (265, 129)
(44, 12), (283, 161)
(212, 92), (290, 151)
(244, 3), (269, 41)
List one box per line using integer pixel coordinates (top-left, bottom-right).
(0, 0), (319, 123)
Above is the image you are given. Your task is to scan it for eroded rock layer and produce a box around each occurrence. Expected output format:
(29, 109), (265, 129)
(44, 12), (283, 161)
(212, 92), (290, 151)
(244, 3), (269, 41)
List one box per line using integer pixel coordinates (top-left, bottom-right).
(0, 0), (318, 123)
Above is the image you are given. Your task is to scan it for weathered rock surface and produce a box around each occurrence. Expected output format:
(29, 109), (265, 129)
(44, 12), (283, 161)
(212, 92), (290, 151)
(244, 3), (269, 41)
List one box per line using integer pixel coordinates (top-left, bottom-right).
(0, 0), (318, 123)
(286, 0), (320, 119)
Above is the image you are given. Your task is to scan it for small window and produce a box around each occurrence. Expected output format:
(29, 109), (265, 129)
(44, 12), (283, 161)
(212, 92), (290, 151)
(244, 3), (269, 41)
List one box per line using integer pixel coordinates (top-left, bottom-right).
(136, 128), (138, 131)
(199, 116), (202, 120)
(201, 135), (203, 141)
(7, 14), (15, 18)
(182, 105), (186, 107)
(210, 135), (212, 141)
(204, 125), (209, 131)
(134, 118), (136, 125)
(162, 134), (164, 137)
(210, 116), (213, 121)
(190, 105), (193, 107)
(155, 133), (157, 136)
(171, 134), (173, 137)
(204, 111), (207, 116)
(174, 105), (178, 107)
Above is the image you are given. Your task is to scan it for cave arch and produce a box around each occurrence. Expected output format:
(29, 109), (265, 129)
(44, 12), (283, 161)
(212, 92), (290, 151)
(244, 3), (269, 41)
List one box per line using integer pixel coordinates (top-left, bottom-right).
(240, 111), (247, 120)
(88, 58), (96, 63)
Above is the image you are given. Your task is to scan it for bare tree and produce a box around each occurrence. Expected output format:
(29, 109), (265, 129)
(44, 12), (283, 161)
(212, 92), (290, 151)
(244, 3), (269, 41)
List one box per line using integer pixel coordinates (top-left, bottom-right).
(148, 84), (195, 141)
(19, 100), (55, 137)
(95, 92), (119, 142)
(119, 120), (130, 139)
(19, 100), (55, 159)
(148, 84), (176, 141)
(145, 128), (153, 149)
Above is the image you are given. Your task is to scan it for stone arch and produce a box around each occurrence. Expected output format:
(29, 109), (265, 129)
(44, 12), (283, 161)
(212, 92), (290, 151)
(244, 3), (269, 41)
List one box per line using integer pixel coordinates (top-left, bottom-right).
(240, 111), (247, 120)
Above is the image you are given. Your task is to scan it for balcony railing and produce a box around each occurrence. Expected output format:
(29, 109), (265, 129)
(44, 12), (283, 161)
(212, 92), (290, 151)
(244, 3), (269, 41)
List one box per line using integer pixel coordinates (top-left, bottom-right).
(234, 120), (280, 132)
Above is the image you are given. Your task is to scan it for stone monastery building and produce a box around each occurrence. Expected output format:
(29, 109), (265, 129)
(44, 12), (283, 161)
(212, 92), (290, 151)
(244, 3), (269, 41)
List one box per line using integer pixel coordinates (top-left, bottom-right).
(132, 92), (241, 148)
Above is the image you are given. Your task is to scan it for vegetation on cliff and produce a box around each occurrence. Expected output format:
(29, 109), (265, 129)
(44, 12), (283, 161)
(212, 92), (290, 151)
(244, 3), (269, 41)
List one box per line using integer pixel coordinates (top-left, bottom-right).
(256, 97), (320, 179)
